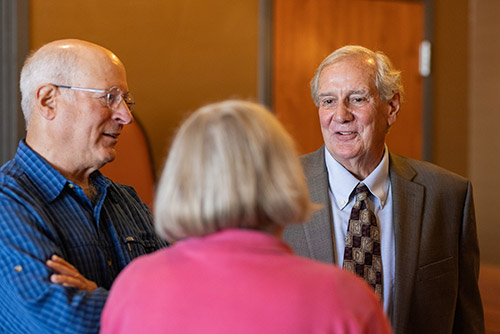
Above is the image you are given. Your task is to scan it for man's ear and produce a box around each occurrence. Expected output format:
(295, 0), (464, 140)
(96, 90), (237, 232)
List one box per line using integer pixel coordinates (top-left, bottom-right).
(386, 93), (400, 127)
(35, 84), (58, 120)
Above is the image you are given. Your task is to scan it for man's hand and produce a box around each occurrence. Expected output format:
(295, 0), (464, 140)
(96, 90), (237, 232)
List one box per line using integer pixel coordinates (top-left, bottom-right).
(46, 254), (98, 292)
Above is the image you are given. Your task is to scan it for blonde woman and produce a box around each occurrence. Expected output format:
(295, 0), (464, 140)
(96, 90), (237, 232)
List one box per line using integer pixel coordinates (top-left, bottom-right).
(101, 100), (390, 334)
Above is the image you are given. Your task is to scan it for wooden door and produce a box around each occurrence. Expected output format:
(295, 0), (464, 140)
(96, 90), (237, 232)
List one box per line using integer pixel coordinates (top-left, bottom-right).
(273, 0), (424, 159)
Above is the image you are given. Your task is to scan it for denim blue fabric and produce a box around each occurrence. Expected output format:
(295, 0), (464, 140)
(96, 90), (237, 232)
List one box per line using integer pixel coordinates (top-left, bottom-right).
(0, 140), (166, 333)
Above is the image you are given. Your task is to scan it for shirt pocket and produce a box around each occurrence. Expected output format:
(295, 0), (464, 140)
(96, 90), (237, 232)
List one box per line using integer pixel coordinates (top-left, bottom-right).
(122, 234), (159, 259)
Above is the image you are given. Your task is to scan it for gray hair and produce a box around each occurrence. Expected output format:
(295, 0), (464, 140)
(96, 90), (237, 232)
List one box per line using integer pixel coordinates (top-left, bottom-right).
(19, 44), (80, 127)
(154, 100), (317, 243)
(310, 45), (404, 106)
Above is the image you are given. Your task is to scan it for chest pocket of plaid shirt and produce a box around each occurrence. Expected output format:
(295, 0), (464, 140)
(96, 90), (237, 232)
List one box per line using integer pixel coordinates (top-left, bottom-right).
(123, 234), (158, 259)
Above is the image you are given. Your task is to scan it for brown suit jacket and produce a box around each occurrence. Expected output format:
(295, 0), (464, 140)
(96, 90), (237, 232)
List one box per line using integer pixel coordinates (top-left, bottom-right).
(283, 146), (484, 334)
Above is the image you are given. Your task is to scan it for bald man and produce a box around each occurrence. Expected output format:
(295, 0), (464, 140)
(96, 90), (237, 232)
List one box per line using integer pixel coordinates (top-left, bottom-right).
(0, 39), (166, 333)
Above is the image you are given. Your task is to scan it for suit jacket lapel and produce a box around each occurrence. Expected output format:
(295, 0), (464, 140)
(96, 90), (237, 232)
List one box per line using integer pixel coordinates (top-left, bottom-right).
(389, 153), (424, 330)
(301, 146), (336, 263)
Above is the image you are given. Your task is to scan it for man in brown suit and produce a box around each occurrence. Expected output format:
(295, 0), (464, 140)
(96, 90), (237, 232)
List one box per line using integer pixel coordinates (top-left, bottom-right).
(283, 45), (484, 334)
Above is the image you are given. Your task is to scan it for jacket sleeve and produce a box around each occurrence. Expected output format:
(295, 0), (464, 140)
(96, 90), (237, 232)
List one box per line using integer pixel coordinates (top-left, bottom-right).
(453, 181), (485, 333)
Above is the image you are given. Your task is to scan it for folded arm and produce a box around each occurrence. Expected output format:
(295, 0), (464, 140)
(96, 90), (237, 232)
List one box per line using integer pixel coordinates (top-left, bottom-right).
(0, 198), (108, 334)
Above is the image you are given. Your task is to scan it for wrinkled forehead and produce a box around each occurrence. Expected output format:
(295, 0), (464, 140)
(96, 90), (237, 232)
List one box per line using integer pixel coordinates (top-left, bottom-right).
(319, 57), (376, 89)
(331, 55), (375, 75)
(73, 49), (127, 87)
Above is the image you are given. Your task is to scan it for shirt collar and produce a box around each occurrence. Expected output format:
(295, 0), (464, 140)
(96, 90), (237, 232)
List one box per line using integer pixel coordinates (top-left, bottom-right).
(15, 139), (109, 203)
(324, 146), (390, 210)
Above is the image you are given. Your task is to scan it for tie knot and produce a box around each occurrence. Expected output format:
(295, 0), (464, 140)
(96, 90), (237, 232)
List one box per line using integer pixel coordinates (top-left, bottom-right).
(354, 183), (369, 196)
(353, 183), (369, 202)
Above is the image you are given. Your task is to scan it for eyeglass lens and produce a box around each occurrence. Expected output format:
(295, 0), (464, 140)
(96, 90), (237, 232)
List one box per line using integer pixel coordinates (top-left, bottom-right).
(107, 87), (135, 111)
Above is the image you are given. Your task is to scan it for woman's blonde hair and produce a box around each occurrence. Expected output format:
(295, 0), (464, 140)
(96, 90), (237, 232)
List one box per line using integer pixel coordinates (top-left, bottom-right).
(154, 100), (317, 242)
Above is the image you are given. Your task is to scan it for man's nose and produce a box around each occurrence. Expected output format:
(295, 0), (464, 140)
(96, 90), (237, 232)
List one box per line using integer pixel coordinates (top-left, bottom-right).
(333, 102), (353, 123)
(113, 101), (133, 125)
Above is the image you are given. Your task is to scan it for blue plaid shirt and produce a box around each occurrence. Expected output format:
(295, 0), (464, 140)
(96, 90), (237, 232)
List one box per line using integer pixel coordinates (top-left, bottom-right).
(0, 140), (167, 333)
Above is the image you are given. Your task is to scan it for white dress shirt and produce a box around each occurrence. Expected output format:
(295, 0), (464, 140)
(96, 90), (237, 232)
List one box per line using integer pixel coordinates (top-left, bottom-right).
(324, 147), (395, 315)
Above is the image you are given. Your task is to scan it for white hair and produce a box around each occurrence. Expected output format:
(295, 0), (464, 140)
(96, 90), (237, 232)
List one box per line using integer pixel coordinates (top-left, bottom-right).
(310, 45), (404, 106)
(19, 44), (81, 127)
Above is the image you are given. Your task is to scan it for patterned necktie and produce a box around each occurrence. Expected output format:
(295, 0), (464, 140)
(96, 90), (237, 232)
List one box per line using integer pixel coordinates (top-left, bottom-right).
(343, 183), (383, 299)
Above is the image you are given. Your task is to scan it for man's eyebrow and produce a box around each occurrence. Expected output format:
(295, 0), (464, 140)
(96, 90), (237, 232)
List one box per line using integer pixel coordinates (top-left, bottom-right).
(318, 89), (369, 97)
(350, 89), (369, 95)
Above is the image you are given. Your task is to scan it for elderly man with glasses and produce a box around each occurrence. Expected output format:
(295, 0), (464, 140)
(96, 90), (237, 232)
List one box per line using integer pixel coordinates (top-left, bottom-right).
(0, 39), (167, 333)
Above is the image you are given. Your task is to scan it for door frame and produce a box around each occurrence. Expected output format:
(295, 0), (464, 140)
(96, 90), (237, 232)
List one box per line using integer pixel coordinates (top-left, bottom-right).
(0, 0), (29, 165)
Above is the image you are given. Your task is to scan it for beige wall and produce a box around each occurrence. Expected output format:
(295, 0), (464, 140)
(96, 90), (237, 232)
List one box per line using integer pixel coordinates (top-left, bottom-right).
(30, 0), (259, 174)
(434, 0), (500, 266)
(469, 0), (500, 266)
(29, 0), (499, 265)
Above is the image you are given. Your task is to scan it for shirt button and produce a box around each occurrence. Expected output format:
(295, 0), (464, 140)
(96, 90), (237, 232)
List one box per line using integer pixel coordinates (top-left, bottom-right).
(107, 259), (112, 267)
(14, 265), (23, 272)
(340, 200), (346, 206)
(68, 184), (75, 189)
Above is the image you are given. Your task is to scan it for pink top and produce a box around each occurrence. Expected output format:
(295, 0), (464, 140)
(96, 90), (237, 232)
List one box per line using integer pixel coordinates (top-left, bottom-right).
(101, 229), (391, 334)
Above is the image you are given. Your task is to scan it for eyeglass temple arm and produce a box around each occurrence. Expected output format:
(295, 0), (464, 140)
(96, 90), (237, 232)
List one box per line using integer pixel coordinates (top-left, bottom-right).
(52, 84), (106, 94)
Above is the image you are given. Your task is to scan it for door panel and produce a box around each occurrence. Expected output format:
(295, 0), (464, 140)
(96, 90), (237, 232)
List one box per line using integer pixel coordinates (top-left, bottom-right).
(273, 0), (424, 159)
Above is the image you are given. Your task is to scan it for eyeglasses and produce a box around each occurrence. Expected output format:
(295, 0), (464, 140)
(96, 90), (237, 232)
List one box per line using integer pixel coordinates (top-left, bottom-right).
(53, 84), (135, 112)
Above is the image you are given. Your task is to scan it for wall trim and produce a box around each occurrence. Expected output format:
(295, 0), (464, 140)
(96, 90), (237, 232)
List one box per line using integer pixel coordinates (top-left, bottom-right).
(0, 0), (29, 165)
